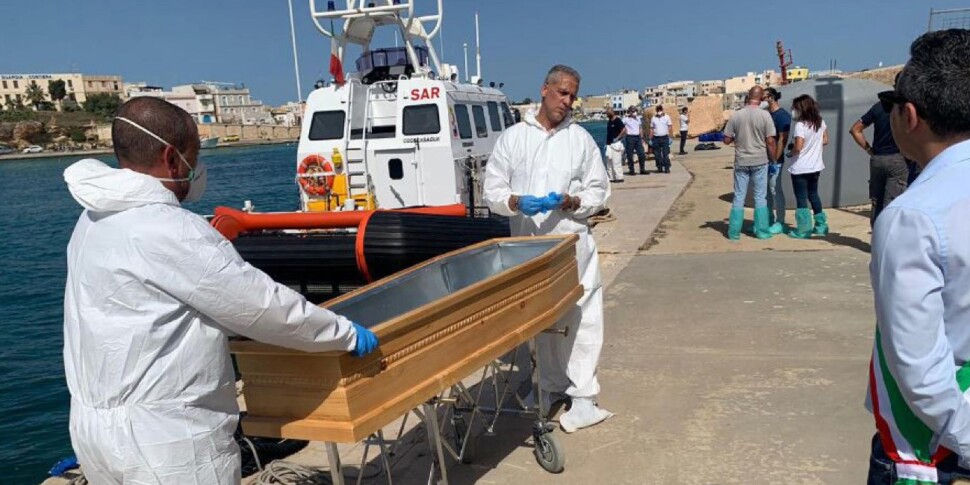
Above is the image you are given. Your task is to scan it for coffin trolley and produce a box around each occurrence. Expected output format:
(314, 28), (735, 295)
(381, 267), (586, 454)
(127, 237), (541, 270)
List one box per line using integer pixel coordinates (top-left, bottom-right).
(231, 235), (582, 483)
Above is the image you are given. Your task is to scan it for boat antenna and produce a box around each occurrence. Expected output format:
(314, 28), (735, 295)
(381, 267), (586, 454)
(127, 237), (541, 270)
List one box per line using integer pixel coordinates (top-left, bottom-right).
(287, 0), (303, 102)
(475, 11), (482, 81)
(463, 43), (469, 82)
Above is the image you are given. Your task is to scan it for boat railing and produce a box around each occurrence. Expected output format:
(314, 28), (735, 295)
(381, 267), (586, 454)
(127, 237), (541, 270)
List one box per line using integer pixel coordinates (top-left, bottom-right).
(309, 0), (412, 37)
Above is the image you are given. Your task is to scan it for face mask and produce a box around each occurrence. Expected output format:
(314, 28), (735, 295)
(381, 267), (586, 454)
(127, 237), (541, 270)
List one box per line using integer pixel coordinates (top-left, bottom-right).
(115, 116), (206, 202)
(791, 109), (800, 119)
(759, 101), (769, 110)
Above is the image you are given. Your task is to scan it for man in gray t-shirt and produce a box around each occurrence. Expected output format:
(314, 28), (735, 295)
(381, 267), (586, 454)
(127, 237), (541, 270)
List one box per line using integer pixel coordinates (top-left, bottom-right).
(722, 86), (777, 240)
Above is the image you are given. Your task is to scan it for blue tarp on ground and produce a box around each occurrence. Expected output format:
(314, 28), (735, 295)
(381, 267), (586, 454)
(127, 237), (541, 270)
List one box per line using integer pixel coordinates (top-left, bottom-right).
(698, 132), (724, 142)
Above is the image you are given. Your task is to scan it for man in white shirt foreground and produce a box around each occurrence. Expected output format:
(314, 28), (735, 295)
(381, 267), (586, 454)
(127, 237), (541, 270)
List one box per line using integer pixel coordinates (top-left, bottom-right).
(484, 64), (613, 433)
(866, 28), (970, 484)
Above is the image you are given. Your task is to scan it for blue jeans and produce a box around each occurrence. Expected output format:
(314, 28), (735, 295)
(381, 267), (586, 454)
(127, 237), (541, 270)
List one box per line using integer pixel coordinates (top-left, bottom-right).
(868, 433), (970, 484)
(768, 163), (785, 223)
(652, 135), (670, 170)
(624, 135), (646, 172)
(791, 171), (823, 214)
(732, 163), (768, 209)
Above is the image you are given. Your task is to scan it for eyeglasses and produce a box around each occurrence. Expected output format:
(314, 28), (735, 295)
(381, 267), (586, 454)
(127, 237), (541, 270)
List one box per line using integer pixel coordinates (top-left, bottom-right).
(878, 90), (908, 114)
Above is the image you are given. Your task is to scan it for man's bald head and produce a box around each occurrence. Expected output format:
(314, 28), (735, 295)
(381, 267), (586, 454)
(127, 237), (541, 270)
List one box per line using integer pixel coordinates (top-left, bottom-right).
(746, 86), (765, 104)
(112, 97), (199, 169)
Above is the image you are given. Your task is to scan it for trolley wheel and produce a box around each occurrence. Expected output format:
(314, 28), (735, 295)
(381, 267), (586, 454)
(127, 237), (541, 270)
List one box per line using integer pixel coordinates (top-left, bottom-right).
(533, 431), (565, 473)
(452, 416), (476, 464)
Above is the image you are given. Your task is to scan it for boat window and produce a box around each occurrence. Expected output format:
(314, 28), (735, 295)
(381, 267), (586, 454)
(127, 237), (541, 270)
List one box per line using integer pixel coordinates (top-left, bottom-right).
(500, 102), (515, 128)
(402, 104), (440, 136)
(308, 110), (346, 140)
(487, 101), (502, 132)
(454, 104), (473, 140)
(472, 105), (488, 138)
(388, 158), (404, 180)
(350, 125), (397, 139)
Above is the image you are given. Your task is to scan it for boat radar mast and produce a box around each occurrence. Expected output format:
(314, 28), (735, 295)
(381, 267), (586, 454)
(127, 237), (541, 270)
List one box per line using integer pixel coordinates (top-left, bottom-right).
(309, 0), (446, 81)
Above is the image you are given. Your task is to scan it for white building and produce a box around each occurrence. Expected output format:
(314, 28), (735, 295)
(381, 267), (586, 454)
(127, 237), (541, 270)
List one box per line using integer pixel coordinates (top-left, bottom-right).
(724, 70), (780, 94)
(271, 102), (305, 127)
(172, 82), (272, 124)
(697, 80), (725, 96)
(610, 90), (641, 110)
(127, 84), (215, 124)
(659, 80), (696, 98)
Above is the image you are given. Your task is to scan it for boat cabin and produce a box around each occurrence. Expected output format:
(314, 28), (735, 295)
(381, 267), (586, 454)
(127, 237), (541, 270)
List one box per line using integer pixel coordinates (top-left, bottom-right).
(295, 1), (515, 214)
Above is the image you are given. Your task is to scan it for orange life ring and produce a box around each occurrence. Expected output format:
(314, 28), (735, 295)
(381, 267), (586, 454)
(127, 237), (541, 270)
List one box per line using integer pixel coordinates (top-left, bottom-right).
(297, 154), (335, 196)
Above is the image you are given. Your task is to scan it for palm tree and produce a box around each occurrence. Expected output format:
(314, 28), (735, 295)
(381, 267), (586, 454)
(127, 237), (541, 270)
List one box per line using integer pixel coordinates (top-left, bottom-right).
(24, 81), (46, 110)
(48, 80), (67, 111)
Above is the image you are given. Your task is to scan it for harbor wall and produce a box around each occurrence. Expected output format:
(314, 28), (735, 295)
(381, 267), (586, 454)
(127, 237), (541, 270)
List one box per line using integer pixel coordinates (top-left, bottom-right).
(91, 123), (301, 145)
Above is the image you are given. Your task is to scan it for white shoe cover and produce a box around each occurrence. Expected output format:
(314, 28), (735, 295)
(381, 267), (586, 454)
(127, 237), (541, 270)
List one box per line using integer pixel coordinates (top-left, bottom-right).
(559, 397), (613, 433)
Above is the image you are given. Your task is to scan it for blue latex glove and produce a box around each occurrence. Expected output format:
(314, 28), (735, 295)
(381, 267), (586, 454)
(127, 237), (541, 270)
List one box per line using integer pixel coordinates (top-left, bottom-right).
(518, 195), (544, 216)
(49, 457), (79, 477)
(540, 192), (563, 212)
(768, 163), (780, 176)
(351, 323), (378, 357)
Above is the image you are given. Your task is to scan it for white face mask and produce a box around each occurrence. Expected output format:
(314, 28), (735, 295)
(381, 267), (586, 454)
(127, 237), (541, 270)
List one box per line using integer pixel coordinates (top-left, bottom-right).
(791, 109), (800, 119)
(115, 116), (207, 203)
(759, 101), (769, 110)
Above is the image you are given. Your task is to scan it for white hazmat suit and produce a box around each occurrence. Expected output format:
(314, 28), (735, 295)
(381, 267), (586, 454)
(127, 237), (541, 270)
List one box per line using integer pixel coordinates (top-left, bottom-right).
(483, 110), (611, 431)
(62, 158), (357, 484)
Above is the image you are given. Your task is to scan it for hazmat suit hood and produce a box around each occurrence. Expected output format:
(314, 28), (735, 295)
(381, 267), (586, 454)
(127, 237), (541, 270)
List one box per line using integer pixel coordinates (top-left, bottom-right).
(64, 158), (179, 213)
(523, 108), (573, 134)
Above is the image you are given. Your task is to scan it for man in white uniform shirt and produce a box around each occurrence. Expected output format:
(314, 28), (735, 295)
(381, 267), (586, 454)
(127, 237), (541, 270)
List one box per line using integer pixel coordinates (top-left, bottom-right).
(649, 105), (673, 173)
(622, 107), (647, 175)
(678, 107), (690, 155)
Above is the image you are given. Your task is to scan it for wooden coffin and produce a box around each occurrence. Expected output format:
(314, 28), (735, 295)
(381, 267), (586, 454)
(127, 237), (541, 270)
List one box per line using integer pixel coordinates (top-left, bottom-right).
(230, 234), (582, 443)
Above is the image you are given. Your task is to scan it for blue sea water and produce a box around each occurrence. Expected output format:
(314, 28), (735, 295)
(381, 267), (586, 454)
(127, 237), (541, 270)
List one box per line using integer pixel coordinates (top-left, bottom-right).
(0, 121), (606, 483)
(0, 143), (303, 483)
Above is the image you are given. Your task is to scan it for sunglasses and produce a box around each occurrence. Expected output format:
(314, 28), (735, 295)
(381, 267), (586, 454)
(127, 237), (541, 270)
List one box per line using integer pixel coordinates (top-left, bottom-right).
(878, 90), (908, 113)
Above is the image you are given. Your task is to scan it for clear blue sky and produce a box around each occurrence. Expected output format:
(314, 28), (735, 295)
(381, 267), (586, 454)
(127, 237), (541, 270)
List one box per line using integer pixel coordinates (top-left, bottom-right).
(0, 0), (964, 105)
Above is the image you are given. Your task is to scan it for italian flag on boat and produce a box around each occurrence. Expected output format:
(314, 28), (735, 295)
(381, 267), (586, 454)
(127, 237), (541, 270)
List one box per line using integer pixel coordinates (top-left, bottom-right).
(330, 41), (345, 86)
(870, 329), (970, 484)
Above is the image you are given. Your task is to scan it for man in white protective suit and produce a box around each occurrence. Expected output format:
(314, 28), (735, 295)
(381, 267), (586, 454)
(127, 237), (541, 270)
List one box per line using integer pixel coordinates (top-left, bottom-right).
(62, 97), (378, 484)
(484, 64), (613, 433)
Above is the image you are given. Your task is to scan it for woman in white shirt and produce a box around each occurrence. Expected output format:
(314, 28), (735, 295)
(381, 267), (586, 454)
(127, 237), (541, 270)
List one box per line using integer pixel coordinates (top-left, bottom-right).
(786, 94), (830, 238)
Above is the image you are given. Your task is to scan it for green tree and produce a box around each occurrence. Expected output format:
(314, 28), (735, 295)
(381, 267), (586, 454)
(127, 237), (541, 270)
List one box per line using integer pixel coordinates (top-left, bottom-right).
(69, 127), (88, 143)
(83, 93), (123, 120)
(48, 80), (67, 110)
(521, 97), (533, 105)
(4, 95), (26, 112)
(24, 81), (46, 110)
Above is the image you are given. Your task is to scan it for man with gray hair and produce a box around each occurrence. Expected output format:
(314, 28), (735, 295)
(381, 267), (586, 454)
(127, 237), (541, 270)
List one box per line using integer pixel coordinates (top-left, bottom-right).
(484, 64), (613, 433)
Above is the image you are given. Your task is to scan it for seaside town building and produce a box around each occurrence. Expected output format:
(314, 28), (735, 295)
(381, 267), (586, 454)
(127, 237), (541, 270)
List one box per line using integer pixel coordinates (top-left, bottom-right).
(126, 81), (273, 124)
(609, 90), (641, 110)
(0, 73), (123, 110)
(271, 102), (305, 127)
(697, 80), (725, 96)
(723, 70), (780, 95)
(583, 95), (611, 112)
(786, 66), (810, 82)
